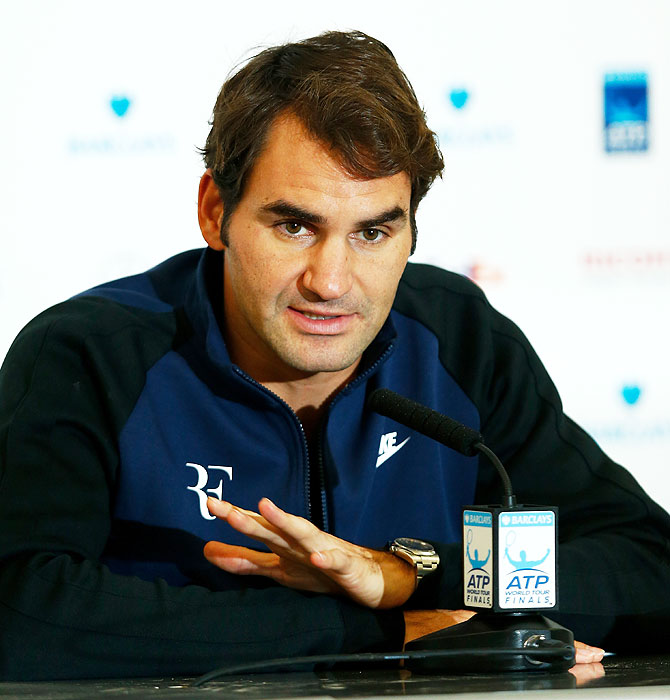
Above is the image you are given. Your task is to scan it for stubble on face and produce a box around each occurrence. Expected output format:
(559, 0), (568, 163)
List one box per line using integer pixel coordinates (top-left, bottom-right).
(220, 114), (413, 384)
(224, 244), (381, 376)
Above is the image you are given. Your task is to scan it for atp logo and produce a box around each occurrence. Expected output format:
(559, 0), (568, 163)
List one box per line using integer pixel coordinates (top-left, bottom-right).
(504, 546), (550, 573)
(186, 463), (233, 520)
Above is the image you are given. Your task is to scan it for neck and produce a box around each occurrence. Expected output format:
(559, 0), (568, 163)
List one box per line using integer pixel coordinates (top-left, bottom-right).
(263, 364), (360, 440)
(222, 316), (361, 440)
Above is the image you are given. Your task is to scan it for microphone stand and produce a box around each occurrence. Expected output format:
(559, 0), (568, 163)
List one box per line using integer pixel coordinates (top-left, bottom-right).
(369, 389), (575, 673)
(405, 611), (574, 673)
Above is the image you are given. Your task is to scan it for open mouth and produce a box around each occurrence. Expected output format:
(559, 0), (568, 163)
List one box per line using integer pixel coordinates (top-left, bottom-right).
(288, 307), (355, 334)
(300, 311), (342, 320)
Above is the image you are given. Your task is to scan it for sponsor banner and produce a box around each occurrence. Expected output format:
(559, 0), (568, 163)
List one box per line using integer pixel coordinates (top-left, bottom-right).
(604, 72), (649, 153)
(66, 94), (176, 157)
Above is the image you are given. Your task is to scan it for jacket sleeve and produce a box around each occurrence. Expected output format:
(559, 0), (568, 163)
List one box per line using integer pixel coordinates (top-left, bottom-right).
(480, 308), (670, 650)
(457, 292), (670, 650)
(0, 552), (402, 680)
(397, 268), (670, 651)
(0, 306), (403, 681)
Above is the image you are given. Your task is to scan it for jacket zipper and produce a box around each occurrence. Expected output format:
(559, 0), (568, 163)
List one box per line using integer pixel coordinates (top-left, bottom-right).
(232, 339), (396, 533)
(310, 340), (396, 533)
(232, 367), (313, 522)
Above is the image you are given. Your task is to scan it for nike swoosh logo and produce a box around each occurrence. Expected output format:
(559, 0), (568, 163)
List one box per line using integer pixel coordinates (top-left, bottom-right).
(376, 437), (410, 468)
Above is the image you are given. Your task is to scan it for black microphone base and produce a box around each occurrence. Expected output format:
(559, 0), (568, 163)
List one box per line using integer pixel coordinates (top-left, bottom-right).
(405, 612), (575, 674)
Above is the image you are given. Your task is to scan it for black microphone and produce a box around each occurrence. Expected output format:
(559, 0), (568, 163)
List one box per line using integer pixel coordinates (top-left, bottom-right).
(367, 388), (483, 457)
(367, 388), (515, 505)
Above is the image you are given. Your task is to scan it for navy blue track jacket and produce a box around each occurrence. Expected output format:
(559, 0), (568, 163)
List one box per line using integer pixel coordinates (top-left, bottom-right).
(1, 248), (669, 679)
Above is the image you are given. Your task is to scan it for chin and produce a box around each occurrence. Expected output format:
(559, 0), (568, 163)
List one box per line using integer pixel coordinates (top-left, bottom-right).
(272, 332), (376, 375)
(280, 347), (363, 375)
(286, 358), (357, 374)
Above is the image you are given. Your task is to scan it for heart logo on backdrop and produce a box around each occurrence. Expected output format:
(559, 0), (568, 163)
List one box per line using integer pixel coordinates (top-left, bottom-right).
(110, 96), (131, 118)
(621, 385), (642, 405)
(449, 88), (469, 109)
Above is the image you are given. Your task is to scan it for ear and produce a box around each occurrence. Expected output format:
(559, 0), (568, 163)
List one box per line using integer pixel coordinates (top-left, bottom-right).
(198, 170), (225, 250)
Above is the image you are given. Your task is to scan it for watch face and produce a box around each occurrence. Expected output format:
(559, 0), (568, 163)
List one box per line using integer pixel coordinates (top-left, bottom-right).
(396, 537), (434, 552)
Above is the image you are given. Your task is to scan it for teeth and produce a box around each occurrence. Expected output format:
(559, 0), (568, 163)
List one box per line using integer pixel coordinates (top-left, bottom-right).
(303, 312), (332, 320)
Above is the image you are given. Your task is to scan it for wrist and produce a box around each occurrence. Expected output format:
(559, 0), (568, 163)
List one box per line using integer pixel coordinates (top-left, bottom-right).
(371, 550), (418, 609)
(386, 538), (440, 583)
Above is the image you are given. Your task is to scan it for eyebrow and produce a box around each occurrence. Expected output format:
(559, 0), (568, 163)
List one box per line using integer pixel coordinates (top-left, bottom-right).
(260, 201), (326, 225)
(357, 206), (408, 230)
(260, 200), (408, 230)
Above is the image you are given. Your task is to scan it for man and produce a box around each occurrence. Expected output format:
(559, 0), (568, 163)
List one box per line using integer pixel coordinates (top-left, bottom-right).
(0, 31), (668, 681)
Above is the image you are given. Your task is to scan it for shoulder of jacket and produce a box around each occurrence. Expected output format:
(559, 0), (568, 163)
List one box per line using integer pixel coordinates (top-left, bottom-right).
(392, 261), (533, 374)
(398, 262), (489, 303)
(7, 275), (188, 368)
(24, 248), (205, 341)
(394, 262), (493, 324)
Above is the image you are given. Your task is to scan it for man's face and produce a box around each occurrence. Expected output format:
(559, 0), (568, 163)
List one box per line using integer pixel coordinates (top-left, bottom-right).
(221, 113), (413, 380)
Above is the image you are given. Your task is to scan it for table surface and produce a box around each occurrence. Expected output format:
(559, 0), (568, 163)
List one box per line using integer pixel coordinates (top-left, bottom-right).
(2, 654), (670, 699)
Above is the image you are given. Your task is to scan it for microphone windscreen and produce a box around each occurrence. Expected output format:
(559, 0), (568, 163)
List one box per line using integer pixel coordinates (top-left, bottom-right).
(367, 388), (483, 457)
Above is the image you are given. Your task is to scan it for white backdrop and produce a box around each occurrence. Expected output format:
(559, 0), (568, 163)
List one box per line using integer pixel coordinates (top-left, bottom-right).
(2, 0), (669, 511)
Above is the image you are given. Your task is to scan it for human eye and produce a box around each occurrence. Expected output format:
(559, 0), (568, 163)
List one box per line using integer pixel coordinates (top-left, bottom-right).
(354, 228), (386, 244)
(277, 221), (308, 237)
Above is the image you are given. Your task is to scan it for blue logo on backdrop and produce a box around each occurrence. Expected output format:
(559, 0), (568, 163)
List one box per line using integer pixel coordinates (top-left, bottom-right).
(67, 92), (175, 156)
(110, 95), (131, 118)
(437, 84), (514, 148)
(585, 383), (669, 444)
(604, 73), (649, 152)
(449, 88), (469, 109)
(622, 385), (642, 406)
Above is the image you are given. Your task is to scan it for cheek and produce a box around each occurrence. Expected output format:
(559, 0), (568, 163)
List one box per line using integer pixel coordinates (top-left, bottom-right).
(360, 248), (408, 299)
(230, 244), (302, 310)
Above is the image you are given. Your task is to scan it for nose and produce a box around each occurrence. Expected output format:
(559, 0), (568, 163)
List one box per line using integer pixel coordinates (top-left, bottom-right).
(300, 237), (354, 302)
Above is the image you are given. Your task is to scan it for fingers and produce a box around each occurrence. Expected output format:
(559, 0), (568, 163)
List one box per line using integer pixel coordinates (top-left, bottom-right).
(258, 499), (371, 570)
(206, 498), (264, 524)
(206, 497), (390, 606)
(209, 497), (341, 562)
(207, 498), (294, 552)
(574, 640), (605, 664)
(258, 497), (328, 547)
(203, 541), (279, 575)
(568, 662), (606, 685)
(204, 539), (340, 593)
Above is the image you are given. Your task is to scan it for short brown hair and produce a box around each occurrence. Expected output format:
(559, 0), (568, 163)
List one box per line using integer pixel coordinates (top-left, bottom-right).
(201, 30), (444, 252)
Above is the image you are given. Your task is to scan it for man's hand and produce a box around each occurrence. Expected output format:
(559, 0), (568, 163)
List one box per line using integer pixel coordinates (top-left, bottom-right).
(205, 498), (606, 668)
(204, 497), (416, 609)
(403, 609), (476, 645)
(573, 640), (605, 665)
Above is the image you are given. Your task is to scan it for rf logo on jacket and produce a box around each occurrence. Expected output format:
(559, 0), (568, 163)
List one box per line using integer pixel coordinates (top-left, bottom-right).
(186, 463), (233, 520)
